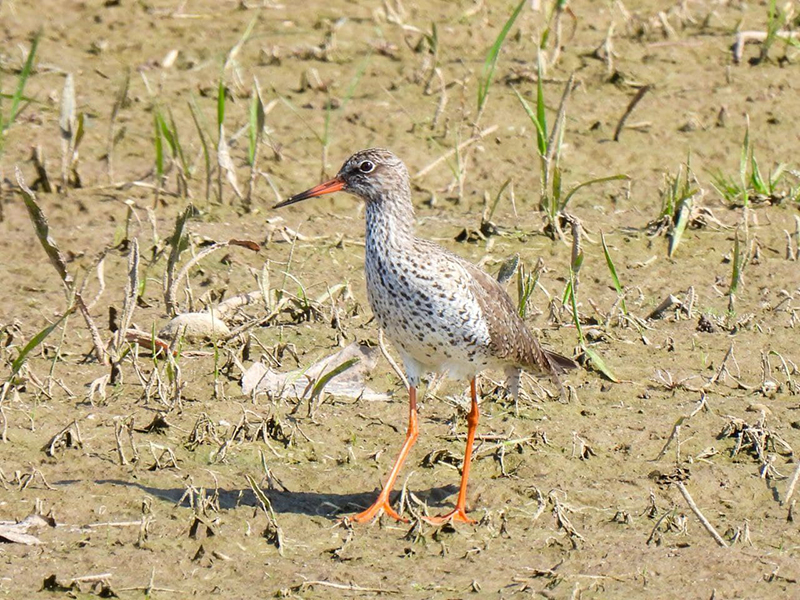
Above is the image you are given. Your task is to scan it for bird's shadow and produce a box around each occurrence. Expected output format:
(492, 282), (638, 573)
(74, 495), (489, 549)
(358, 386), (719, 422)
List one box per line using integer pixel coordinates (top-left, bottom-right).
(57, 478), (460, 520)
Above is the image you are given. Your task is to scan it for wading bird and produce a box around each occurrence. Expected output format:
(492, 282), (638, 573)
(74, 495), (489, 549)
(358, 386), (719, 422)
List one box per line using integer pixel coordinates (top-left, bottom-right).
(275, 149), (576, 524)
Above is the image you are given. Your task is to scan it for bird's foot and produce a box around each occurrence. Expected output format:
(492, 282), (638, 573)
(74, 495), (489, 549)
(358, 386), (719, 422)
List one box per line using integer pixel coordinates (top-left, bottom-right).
(424, 507), (476, 525)
(346, 496), (408, 524)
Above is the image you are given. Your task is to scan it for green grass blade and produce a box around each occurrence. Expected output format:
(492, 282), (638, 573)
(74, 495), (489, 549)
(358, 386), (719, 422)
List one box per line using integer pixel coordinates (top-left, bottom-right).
(10, 308), (73, 379)
(310, 358), (360, 402)
(560, 174), (629, 211)
(740, 119), (750, 207)
(225, 13), (260, 69)
(583, 346), (619, 383)
(512, 87), (547, 154)
(668, 195), (693, 257)
(477, 0), (525, 113)
(600, 232), (628, 315)
(0, 92), (36, 102)
(750, 155), (767, 195)
(568, 268), (583, 342)
(729, 231), (742, 296)
(0, 81), (5, 134)
(552, 164), (562, 212)
(427, 22), (439, 54)
(74, 112), (85, 149)
(18, 169), (71, 283)
(568, 266), (618, 382)
(486, 178), (511, 222)
(217, 77), (226, 135)
(153, 112), (164, 179)
(248, 86), (265, 165)
(535, 55), (547, 156)
(168, 107), (188, 174)
(562, 277), (573, 308)
(8, 29), (41, 128)
(156, 110), (177, 157)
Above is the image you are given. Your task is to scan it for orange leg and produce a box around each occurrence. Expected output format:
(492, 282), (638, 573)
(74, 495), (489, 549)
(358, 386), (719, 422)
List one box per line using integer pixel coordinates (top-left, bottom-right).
(350, 386), (419, 523)
(426, 378), (479, 525)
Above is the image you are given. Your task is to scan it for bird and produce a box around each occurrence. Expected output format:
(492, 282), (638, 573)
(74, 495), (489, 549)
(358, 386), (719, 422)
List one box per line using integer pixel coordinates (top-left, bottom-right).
(275, 148), (577, 524)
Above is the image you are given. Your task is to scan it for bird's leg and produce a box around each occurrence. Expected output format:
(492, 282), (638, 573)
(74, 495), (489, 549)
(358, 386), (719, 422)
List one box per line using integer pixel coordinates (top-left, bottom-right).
(426, 378), (479, 525)
(350, 386), (419, 524)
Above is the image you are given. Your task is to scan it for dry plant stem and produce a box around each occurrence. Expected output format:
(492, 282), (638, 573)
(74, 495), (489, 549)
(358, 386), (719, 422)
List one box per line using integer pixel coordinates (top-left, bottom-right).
(0, 166), (5, 223)
(430, 68), (447, 130)
(675, 481), (728, 548)
(114, 421), (128, 465)
(0, 382), (10, 443)
(246, 137), (261, 210)
(68, 574), (114, 585)
(164, 206), (191, 316)
(166, 240), (259, 315)
(655, 420), (682, 462)
(59, 73), (76, 194)
(786, 230), (797, 261)
(613, 85), (652, 142)
(548, 4), (564, 67)
(545, 73), (575, 168)
(570, 219), (582, 288)
(296, 580), (400, 595)
(601, 23), (615, 74)
(75, 297), (108, 365)
(16, 168), (109, 365)
(83, 255), (107, 311)
(784, 461), (800, 507)
(539, 74), (575, 214)
(732, 31), (800, 64)
(646, 509), (675, 546)
(379, 329), (409, 389)
(412, 125), (498, 179)
(218, 125), (244, 202)
(110, 239), (139, 381)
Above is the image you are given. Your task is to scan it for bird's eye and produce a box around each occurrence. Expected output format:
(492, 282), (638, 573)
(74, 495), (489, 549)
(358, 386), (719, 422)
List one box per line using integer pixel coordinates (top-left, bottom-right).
(358, 160), (375, 173)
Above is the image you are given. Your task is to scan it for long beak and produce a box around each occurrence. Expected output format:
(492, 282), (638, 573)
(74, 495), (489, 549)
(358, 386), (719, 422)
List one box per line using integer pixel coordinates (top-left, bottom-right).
(273, 177), (345, 209)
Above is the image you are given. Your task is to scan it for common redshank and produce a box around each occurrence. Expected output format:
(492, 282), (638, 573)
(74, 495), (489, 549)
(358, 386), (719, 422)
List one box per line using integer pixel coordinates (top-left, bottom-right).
(275, 148), (576, 524)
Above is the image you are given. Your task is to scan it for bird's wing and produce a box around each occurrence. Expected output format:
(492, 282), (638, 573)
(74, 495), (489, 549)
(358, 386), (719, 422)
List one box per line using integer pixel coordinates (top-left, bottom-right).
(459, 260), (555, 374)
(413, 239), (576, 381)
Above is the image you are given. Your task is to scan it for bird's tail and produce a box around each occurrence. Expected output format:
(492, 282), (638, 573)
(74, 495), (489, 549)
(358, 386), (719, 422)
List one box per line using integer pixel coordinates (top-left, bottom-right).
(543, 349), (578, 375)
(537, 347), (578, 397)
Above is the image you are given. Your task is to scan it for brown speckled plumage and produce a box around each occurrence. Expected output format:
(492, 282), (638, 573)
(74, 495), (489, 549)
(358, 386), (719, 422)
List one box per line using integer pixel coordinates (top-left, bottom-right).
(276, 148), (577, 524)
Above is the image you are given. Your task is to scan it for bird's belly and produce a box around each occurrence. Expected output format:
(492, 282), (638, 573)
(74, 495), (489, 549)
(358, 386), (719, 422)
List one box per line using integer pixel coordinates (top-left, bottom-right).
(365, 255), (493, 381)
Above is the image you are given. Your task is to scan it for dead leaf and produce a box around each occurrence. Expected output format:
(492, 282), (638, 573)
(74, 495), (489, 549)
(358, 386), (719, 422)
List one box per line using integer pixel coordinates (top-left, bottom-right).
(241, 342), (390, 401)
(0, 514), (53, 545)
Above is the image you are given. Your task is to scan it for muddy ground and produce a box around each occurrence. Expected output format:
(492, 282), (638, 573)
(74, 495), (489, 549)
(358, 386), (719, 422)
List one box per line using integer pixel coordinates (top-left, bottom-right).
(1, 0), (800, 598)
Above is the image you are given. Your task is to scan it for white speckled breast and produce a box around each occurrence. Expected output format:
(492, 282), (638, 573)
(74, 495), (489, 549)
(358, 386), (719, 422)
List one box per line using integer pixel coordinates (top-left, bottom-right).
(364, 203), (494, 386)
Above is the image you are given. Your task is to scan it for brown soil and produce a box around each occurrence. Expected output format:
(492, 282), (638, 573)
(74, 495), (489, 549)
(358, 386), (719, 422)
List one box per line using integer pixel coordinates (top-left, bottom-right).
(1, 1), (799, 598)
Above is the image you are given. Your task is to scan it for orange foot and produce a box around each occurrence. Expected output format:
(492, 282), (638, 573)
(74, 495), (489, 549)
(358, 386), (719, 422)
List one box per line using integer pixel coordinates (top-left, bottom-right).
(424, 508), (476, 525)
(347, 497), (408, 524)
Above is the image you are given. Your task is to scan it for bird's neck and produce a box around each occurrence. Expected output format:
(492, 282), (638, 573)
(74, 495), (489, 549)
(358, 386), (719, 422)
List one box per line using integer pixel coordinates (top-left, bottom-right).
(365, 188), (416, 251)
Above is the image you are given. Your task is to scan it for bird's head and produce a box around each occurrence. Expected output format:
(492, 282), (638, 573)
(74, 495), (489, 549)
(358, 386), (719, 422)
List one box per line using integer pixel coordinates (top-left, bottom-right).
(274, 148), (409, 209)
